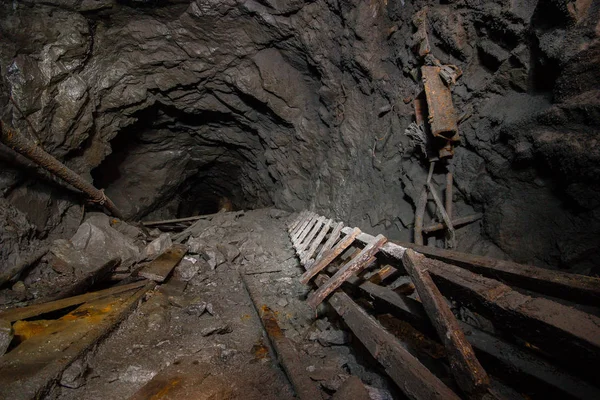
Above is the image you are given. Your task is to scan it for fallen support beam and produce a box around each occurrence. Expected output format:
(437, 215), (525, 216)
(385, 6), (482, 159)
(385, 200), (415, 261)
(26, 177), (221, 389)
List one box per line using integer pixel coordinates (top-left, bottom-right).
(351, 279), (600, 400)
(403, 249), (490, 397)
(313, 274), (460, 400)
(423, 213), (482, 234)
(141, 211), (244, 227)
(0, 121), (123, 219)
(300, 227), (361, 285)
(307, 234), (387, 308)
(424, 257), (600, 379)
(0, 282), (153, 400)
(138, 244), (188, 283)
(401, 242), (600, 306)
(0, 280), (149, 322)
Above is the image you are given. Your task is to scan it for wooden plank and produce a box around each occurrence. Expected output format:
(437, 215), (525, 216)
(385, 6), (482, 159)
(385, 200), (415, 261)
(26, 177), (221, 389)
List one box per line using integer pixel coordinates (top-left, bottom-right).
(294, 216), (320, 248)
(366, 264), (396, 284)
(403, 249), (490, 397)
(300, 228), (361, 285)
(0, 282), (153, 400)
(313, 274), (460, 400)
(138, 244), (187, 283)
(143, 210), (244, 227)
(291, 213), (314, 242)
(424, 257), (600, 380)
(301, 219), (332, 264)
(314, 222), (344, 261)
(307, 234), (387, 308)
(353, 279), (600, 400)
(0, 280), (149, 322)
(401, 242), (600, 306)
(290, 211), (311, 237)
(422, 213), (482, 234)
(297, 217), (324, 254)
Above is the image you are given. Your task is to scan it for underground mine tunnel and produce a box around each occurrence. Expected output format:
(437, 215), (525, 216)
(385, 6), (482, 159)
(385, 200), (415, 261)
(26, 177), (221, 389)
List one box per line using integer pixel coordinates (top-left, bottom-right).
(0, 0), (599, 399)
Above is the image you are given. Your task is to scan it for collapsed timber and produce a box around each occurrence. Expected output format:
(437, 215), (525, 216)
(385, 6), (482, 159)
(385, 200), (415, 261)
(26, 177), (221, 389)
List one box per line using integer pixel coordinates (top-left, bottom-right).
(289, 210), (600, 400)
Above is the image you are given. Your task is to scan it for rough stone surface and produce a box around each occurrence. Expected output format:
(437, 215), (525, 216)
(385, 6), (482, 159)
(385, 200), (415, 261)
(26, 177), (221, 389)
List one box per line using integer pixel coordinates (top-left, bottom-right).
(0, 0), (599, 274)
(0, 319), (12, 357)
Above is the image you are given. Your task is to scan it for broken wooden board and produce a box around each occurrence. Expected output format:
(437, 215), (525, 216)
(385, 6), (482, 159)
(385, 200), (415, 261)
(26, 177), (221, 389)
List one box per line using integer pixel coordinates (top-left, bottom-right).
(0, 282), (153, 400)
(301, 219), (332, 264)
(401, 242), (600, 306)
(307, 234), (387, 308)
(422, 66), (458, 141)
(350, 279), (600, 400)
(138, 244), (188, 283)
(300, 227), (361, 285)
(403, 249), (490, 397)
(424, 257), (600, 380)
(0, 280), (149, 322)
(313, 274), (460, 400)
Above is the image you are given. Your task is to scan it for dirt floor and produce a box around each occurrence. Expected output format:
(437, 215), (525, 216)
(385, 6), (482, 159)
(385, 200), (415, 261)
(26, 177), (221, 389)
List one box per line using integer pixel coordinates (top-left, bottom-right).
(54, 209), (395, 400)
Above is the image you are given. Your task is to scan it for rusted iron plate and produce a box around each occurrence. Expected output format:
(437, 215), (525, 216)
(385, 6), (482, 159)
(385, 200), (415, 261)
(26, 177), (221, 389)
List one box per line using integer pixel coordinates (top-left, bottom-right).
(421, 66), (459, 141)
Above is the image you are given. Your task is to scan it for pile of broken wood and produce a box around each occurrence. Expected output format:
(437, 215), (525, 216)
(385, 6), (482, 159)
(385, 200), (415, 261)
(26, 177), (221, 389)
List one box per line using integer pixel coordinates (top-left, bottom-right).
(288, 210), (600, 400)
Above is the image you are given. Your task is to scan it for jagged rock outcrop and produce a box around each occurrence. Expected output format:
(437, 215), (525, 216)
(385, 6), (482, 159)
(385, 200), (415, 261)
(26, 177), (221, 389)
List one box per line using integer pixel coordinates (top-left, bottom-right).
(1, 0), (599, 273)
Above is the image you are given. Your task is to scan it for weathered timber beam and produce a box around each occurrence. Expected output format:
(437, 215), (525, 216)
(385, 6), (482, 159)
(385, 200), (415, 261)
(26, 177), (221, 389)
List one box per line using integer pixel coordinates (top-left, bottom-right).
(307, 235), (387, 308)
(343, 226), (600, 306)
(314, 221), (344, 261)
(349, 278), (600, 400)
(294, 215), (320, 247)
(423, 213), (482, 234)
(138, 244), (188, 283)
(424, 257), (600, 380)
(289, 211), (307, 232)
(300, 227), (360, 284)
(313, 274), (460, 400)
(0, 121), (123, 219)
(401, 242), (600, 306)
(291, 213), (315, 243)
(142, 210), (244, 227)
(404, 250), (490, 397)
(297, 216), (324, 253)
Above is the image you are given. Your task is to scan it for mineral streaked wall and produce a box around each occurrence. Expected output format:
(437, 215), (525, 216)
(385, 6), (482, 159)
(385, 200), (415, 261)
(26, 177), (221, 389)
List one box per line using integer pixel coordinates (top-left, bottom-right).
(1, 0), (599, 273)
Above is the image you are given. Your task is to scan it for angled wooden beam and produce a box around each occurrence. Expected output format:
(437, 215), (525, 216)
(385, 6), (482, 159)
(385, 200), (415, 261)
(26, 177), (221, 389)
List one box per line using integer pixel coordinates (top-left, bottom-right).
(300, 228), (360, 285)
(307, 234), (387, 308)
(403, 249), (490, 397)
(402, 242), (600, 306)
(424, 257), (600, 381)
(351, 279), (600, 400)
(301, 219), (332, 264)
(313, 274), (460, 400)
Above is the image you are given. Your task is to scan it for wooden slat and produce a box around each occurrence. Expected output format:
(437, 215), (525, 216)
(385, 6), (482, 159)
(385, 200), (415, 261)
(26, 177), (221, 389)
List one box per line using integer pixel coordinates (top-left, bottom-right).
(291, 213), (315, 242)
(403, 249), (490, 397)
(289, 211), (307, 232)
(401, 242), (600, 306)
(294, 216), (320, 248)
(300, 227), (361, 285)
(352, 279), (600, 400)
(424, 257), (600, 380)
(307, 234), (387, 308)
(313, 274), (460, 400)
(138, 244), (188, 283)
(301, 219), (332, 264)
(314, 222), (344, 261)
(297, 217), (325, 254)
(0, 280), (149, 322)
(290, 212), (310, 237)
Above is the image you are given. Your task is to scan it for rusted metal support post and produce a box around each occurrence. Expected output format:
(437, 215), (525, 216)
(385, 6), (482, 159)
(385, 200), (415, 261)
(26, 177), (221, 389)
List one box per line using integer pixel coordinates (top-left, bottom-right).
(0, 121), (124, 219)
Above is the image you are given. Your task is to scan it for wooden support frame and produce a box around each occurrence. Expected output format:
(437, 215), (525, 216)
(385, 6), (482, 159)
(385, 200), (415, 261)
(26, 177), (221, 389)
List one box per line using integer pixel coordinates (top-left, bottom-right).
(301, 219), (332, 264)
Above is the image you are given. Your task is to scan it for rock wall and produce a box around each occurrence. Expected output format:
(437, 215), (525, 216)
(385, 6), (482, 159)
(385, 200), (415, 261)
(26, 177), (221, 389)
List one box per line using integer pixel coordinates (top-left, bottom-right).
(1, 0), (599, 273)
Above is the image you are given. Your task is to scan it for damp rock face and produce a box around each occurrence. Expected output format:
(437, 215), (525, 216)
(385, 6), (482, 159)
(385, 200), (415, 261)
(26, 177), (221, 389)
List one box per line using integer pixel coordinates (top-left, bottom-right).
(1, 0), (599, 273)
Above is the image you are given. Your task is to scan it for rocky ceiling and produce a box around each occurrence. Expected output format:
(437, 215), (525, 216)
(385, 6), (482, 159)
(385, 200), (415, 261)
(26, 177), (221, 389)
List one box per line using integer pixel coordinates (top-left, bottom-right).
(1, 0), (599, 274)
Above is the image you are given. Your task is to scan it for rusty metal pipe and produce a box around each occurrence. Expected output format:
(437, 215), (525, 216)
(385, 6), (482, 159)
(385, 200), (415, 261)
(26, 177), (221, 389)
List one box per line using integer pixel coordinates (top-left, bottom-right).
(0, 121), (124, 219)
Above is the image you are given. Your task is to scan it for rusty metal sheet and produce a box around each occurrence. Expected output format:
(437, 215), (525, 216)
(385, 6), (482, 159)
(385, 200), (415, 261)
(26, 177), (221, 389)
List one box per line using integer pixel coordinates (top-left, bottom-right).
(421, 66), (458, 141)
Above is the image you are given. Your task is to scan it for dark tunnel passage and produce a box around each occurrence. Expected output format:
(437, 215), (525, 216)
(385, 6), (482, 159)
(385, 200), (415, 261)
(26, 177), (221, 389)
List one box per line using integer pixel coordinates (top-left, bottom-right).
(91, 103), (269, 220)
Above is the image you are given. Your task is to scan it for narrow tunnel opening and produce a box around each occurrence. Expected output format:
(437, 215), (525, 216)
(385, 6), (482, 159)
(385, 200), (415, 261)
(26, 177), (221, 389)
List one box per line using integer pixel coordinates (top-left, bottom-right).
(91, 103), (261, 220)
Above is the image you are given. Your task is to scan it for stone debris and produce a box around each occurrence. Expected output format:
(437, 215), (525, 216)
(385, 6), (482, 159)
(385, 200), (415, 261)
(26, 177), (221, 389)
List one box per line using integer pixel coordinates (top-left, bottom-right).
(200, 324), (232, 337)
(174, 255), (201, 281)
(185, 301), (207, 317)
(119, 365), (157, 384)
(60, 359), (87, 389)
(141, 233), (172, 261)
(0, 319), (13, 357)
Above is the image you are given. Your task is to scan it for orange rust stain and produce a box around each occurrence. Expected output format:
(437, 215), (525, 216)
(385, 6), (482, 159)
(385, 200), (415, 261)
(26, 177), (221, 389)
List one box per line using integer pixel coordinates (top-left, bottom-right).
(260, 305), (284, 339)
(240, 314), (251, 321)
(251, 339), (269, 361)
(150, 378), (182, 400)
